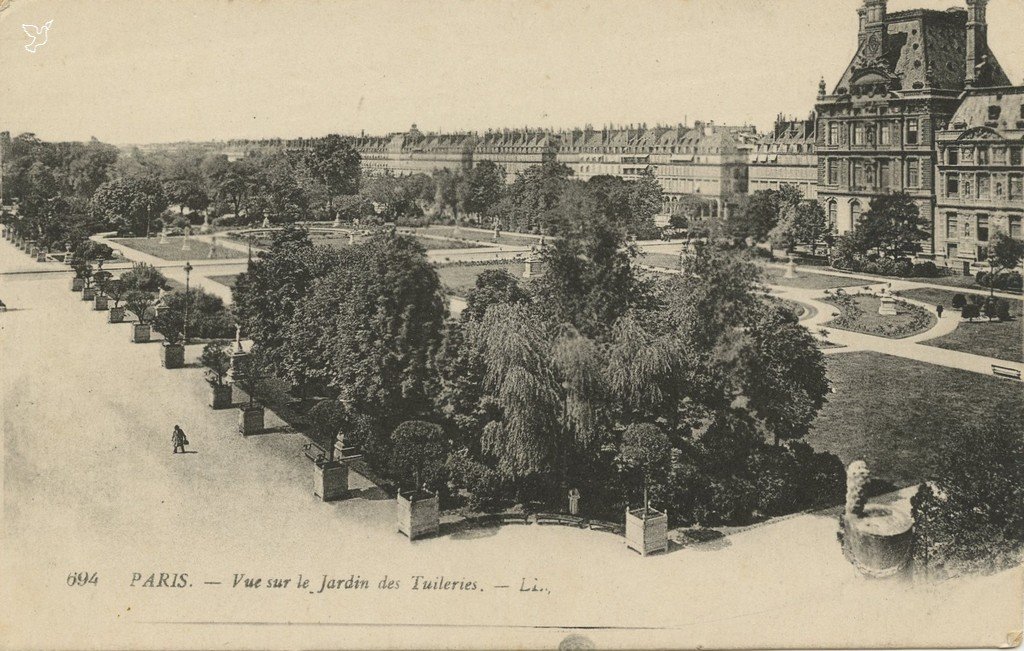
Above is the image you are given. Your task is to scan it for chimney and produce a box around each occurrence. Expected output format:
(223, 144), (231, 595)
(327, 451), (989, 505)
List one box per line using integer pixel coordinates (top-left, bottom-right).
(862, 0), (887, 49)
(965, 0), (989, 87)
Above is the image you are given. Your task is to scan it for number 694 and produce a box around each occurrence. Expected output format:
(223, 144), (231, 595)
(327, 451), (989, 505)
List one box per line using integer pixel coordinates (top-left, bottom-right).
(66, 572), (99, 587)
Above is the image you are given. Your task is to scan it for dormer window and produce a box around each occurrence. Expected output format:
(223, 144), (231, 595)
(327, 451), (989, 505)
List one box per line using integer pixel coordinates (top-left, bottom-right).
(988, 105), (1002, 121)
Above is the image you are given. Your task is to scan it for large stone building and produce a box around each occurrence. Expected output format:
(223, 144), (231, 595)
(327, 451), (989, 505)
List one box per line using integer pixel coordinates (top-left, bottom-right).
(748, 114), (818, 200)
(815, 0), (1011, 255)
(934, 86), (1024, 274)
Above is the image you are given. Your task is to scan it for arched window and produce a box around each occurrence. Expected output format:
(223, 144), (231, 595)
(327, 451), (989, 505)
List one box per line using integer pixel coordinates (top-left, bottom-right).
(850, 200), (863, 226)
(828, 200), (838, 229)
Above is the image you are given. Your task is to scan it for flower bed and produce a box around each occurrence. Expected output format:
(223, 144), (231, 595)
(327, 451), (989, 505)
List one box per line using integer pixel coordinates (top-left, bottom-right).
(822, 292), (936, 339)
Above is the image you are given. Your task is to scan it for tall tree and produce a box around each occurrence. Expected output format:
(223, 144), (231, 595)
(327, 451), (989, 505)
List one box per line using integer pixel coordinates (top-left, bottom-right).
(301, 134), (362, 219)
(856, 192), (929, 259)
(92, 175), (168, 236)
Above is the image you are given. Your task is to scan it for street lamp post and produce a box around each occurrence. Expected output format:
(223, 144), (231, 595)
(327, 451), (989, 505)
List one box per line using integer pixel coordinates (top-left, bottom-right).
(183, 261), (193, 345)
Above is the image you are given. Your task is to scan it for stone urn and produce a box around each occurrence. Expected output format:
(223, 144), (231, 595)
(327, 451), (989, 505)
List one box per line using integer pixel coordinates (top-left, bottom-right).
(71, 277), (85, 292)
(93, 294), (109, 311)
(131, 323), (151, 343)
(238, 404), (265, 436)
(160, 342), (185, 369)
(625, 506), (669, 556)
(397, 490), (440, 540)
(841, 461), (913, 579)
(108, 306), (126, 323)
(209, 384), (233, 409)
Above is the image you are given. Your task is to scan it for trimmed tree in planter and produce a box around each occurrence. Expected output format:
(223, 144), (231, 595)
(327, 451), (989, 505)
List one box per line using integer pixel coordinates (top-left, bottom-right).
(92, 270), (112, 310)
(307, 399), (357, 502)
(620, 423), (671, 556)
(391, 420), (448, 540)
(201, 342), (233, 409)
(235, 351), (265, 436)
(153, 305), (185, 369)
(71, 257), (92, 294)
(124, 290), (156, 343)
(104, 278), (127, 323)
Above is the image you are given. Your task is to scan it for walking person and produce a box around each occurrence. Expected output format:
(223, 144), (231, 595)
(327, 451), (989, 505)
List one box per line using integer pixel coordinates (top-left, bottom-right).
(936, 304), (944, 319)
(172, 425), (188, 454)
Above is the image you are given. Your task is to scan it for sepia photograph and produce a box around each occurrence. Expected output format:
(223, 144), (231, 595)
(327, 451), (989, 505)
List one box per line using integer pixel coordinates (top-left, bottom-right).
(1, 0), (1022, 649)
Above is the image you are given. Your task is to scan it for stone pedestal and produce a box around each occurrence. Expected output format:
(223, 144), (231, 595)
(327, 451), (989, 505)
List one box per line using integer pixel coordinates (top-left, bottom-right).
(161, 343), (185, 369)
(314, 460), (350, 502)
(625, 507), (669, 556)
(238, 404), (265, 436)
(843, 505), (913, 579)
(132, 323), (151, 343)
(93, 295), (109, 311)
(879, 296), (898, 316)
(397, 491), (440, 540)
(108, 306), (125, 323)
(210, 384), (233, 409)
(523, 256), (544, 278)
(784, 258), (798, 279)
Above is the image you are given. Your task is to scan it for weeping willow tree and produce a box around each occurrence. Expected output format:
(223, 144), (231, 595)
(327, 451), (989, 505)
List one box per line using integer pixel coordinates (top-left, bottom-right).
(606, 312), (686, 427)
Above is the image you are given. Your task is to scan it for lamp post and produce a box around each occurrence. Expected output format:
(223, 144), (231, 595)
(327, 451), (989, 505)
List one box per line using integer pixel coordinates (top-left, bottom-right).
(183, 261), (193, 345)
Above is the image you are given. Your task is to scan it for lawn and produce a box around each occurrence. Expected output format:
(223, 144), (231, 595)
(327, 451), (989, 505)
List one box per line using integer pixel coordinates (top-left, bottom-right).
(208, 274), (241, 289)
(421, 226), (540, 248)
(309, 234), (484, 251)
(638, 252), (680, 269)
(896, 287), (1023, 363)
(436, 262), (523, 297)
(807, 352), (1024, 486)
(762, 270), (867, 290)
(111, 237), (245, 261)
(823, 293), (936, 338)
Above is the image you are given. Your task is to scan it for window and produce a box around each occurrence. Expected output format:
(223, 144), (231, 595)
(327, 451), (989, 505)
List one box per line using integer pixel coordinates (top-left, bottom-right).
(828, 201), (838, 228)
(879, 161), (891, 191)
(853, 160), (865, 189)
(1010, 175), (1023, 200)
(978, 173), (991, 198)
(827, 159), (839, 185)
(1012, 148), (1022, 166)
(977, 246), (988, 262)
(1011, 217), (1022, 239)
(851, 200), (863, 225)
(946, 173), (960, 197)
(947, 148), (959, 165)
(946, 213), (958, 239)
(907, 119), (919, 145)
(993, 147), (1007, 165)
(853, 123), (864, 145)
(947, 243), (958, 259)
(978, 147), (989, 165)
(908, 159), (920, 188)
(988, 105), (1002, 121)
(977, 215), (989, 242)
(880, 122), (893, 145)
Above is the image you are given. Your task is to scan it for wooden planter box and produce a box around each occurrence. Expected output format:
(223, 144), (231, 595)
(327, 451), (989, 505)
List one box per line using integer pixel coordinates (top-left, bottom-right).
(161, 343), (185, 369)
(313, 460), (350, 502)
(209, 384), (233, 409)
(36, 252), (47, 262)
(238, 404), (265, 436)
(71, 277), (84, 292)
(397, 490), (440, 540)
(81, 287), (96, 301)
(108, 306), (125, 323)
(93, 294), (109, 311)
(131, 323), (151, 343)
(625, 507), (669, 556)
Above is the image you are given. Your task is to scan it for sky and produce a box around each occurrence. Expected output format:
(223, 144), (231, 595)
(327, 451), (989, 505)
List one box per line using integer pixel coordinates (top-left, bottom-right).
(1, 0), (1023, 144)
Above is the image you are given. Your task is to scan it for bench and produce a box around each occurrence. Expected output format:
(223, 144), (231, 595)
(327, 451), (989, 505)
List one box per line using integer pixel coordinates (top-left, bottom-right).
(301, 441), (330, 463)
(992, 364), (1022, 380)
(499, 512), (531, 525)
(534, 513), (586, 528)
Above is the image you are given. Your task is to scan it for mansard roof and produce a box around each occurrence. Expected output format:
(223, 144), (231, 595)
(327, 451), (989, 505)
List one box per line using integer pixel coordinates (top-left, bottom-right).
(948, 86), (1024, 138)
(831, 8), (1010, 96)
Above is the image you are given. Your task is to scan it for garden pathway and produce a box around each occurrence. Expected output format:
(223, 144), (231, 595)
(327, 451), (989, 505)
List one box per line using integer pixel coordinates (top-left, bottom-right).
(2, 234), (1020, 649)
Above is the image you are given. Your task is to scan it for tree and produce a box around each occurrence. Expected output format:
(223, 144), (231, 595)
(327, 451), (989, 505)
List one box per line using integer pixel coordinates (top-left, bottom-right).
(911, 420), (1024, 579)
(962, 303), (980, 322)
(302, 134), (362, 219)
(92, 175), (168, 236)
(856, 192), (929, 259)
(985, 232), (1024, 298)
(120, 262), (167, 294)
(729, 187), (800, 244)
(461, 268), (530, 322)
(628, 167), (664, 239)
(200, 342), (231, 387)
(163, 178), (209, 219)
(390, 420), (449, 492)
(620, 423), (672, 514)
(123, 290), (156, 325)
(462, 161), (506, 218)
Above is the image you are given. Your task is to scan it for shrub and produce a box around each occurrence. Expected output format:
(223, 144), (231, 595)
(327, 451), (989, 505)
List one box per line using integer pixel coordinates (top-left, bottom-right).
(746, 246), (775, 261)
(157, 288), (234, 339)
(911, 261), (940, 278)
(860, 261), (881, 275)
(975, 271), (988, 285)
(389, 420), (450, 493)
(961, 303), (981, 321)
(951, 294), (967, 310)
(996, 299), (1011, 322)
(445, 449), (510, 512)
(982, 298), (1000, 321)
(200, 342), (231, 387)
(306, 399), (347, 448)
(212, 214), (243, 227)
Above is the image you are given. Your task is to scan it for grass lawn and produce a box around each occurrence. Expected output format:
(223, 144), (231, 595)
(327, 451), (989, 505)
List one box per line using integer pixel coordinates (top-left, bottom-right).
(762, 270), (867, 290)
(639, 252), (680, 269)
(422, 226), (539, 248)
(896, 287), (1023, 362)
(823, 294), (936, 338)
(436, 263), (523, 297)
(112, 237), (245, 261)
(208, 274), (241, 289)
(807, 352), (1024, 486)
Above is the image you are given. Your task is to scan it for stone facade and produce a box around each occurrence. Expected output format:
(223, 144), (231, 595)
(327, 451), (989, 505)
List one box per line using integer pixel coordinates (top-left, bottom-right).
(816, 0), (1010, 258)
(935, 87), (1024, 273)
(748, 114), (818, 200)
